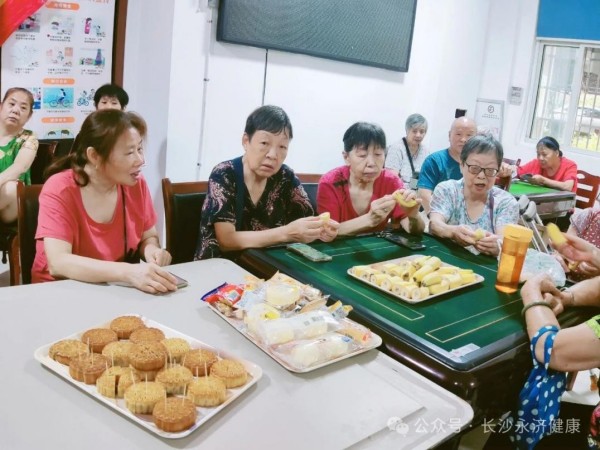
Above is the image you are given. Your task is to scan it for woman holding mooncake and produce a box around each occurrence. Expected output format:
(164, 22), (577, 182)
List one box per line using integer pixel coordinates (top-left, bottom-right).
(428, 134), (519, 256)
(317, 122), (424, 236)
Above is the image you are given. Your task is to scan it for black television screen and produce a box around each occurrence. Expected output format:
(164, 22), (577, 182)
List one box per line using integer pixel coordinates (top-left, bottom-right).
(216, 0), (418, 72)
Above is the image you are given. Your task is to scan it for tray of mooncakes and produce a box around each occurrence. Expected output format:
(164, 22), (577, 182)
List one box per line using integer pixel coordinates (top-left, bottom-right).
(34, 314), (262, 439)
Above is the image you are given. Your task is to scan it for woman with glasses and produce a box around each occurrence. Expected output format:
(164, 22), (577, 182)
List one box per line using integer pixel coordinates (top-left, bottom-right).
(429, 135), (519, 256)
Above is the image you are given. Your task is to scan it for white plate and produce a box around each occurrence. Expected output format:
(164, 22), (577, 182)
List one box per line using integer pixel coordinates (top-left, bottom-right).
(208, 306), (382, 373)
(347, 254), (484, 304)
(34, 315), (262, 439)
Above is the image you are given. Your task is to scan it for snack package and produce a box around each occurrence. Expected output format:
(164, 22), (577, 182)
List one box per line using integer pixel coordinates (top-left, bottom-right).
(253, 310), (340, 346)
(202, 283), (244, 306)
(244, 303), (282, 336)
(273, 333), (358, 369)
(202, 283), (246, 317)
(269, 272), (324, 302)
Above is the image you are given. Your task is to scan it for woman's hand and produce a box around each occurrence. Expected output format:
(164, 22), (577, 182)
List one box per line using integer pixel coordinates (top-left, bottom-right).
(521, 273), (567, 314)
(474, 233), (501, 256)
(319, 218), (339, 242)
(367, 195), (397, 227)
(395, 189), (422, 217)
(452, 225), (478, 247)
(555, 233), (600, 269)
(574, 261), (600, 278)
(144, 246), (172, 267)
(128, 263), (178, 294)
(529, 174), (546, 186)
(285, 217), (324, 243)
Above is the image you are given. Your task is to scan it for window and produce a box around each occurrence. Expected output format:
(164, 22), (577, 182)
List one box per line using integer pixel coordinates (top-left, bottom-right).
(530, 42), (600, 154)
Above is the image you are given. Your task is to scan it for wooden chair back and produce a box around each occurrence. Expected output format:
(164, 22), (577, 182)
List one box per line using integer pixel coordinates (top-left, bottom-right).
(575, 170), (600, 209)
(503, 157), (521, 167)
(161, 178), (208, 264)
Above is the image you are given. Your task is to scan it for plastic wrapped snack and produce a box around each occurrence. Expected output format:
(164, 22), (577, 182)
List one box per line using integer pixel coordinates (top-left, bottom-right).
(265, 282), (301, 309)
(253, 310), (340, 346)
(273, 333), (358, 369)
(244, 303), (282, 336)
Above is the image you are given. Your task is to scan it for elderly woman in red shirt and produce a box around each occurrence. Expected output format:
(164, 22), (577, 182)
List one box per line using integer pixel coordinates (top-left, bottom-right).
(317, 122), (424, 236)
(517, 136), (578, 192)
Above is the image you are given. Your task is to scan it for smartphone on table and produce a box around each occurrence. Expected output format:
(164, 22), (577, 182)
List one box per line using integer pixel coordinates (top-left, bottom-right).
(169, 272), (189, 288)
(286, 243), (332, 262)
(380, 233), (426, 251)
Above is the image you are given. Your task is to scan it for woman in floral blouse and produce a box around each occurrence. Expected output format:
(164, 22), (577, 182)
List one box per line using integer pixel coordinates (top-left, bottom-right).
(195, 105), (338, 260)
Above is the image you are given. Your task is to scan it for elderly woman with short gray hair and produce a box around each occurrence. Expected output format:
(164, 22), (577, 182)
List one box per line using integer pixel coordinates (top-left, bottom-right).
(385, 113), (429, 187)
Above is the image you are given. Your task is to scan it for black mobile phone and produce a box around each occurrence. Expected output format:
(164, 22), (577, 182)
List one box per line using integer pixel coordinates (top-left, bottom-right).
(381, 233), (426, 251)
(520, 173), (533, 182)
(169, 272), (189, 289)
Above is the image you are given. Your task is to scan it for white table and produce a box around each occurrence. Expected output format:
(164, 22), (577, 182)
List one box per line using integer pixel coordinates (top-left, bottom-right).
(0, 258), (472, 449)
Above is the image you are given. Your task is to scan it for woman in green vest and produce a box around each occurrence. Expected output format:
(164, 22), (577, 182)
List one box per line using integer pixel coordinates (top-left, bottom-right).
(0, 87), (38, 223)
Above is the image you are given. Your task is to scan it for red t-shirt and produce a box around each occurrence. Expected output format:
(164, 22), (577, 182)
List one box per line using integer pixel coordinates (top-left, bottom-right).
(317, 166), (407, 232)
(517, 157), (578, 192)
(32, 170), (157, 283)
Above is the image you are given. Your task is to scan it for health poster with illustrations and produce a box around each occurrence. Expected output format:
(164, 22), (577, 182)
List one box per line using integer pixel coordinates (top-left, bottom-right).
(1, 0), (116, 140)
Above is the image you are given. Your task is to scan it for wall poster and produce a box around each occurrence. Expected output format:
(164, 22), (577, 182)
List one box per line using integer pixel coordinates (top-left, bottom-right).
(474, 98), (504, 141)
(1, 0), (116, 140)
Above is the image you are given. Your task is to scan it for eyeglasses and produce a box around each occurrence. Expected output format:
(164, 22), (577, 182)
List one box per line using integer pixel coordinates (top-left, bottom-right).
(464, 163), (499, 177)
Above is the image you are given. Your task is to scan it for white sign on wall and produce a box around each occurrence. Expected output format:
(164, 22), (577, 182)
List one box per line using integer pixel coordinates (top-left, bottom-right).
(474, 98), (504, 141)
(0, 0), (116, 140)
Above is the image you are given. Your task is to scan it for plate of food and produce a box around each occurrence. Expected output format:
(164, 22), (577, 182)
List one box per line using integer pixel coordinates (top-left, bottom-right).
(348, 255), (484, 304)
(204, 274), (382, 373)
(34, 315), (262, 439)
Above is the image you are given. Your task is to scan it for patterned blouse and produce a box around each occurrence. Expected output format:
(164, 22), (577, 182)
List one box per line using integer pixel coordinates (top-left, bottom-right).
(569, 206), (600, 281)
(430, 179), (519, 254)
(194, 157), (314, 260)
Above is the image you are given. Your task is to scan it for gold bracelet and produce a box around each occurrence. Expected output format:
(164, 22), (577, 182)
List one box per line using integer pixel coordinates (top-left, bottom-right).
(521, 301), (553, 319)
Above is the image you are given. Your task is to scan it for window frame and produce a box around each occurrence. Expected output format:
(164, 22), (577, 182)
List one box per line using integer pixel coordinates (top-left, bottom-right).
(527, 38), (600, 158)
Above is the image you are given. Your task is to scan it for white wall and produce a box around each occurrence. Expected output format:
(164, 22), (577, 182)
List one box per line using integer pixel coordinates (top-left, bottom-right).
(123, 0), (600, 213)
(163, 0), (492, 183)
(123, 0), (174, 237)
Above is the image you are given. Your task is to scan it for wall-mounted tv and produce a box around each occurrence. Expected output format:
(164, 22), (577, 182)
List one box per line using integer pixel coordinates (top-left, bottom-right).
(216, 0), (418, 72)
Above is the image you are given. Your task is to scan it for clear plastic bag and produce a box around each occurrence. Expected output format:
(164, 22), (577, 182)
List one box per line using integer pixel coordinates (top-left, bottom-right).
(519, 249), (566, 287)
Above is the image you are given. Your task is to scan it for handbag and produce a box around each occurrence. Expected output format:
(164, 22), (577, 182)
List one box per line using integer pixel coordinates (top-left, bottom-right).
(507, 325), (566, 449)
(402, 138), (419, 189)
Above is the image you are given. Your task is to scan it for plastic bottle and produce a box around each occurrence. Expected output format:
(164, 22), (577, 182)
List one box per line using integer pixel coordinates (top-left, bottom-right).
(495, 224), (534, 293)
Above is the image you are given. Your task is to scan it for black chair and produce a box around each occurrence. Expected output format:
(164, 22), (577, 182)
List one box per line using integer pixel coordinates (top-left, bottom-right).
(30, 141), (58, 184)
(15, 182), (43, 285)
(0, 222), (18, 280)
(296, 173), (322, 212)
(161, 178), (208, 264)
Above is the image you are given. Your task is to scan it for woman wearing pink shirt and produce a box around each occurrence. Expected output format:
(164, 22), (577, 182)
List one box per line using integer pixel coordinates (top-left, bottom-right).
(32, 110), (177, 294)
